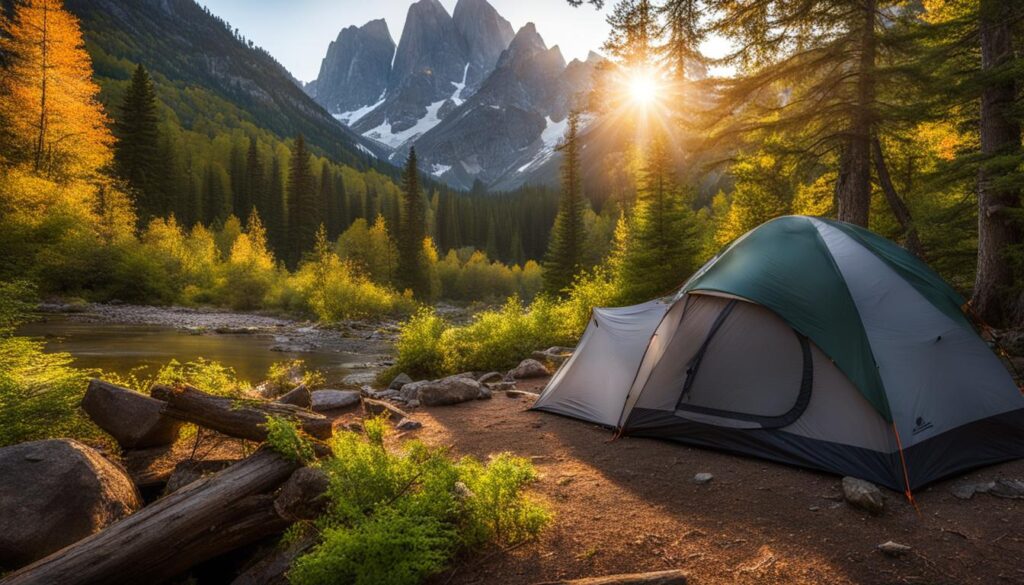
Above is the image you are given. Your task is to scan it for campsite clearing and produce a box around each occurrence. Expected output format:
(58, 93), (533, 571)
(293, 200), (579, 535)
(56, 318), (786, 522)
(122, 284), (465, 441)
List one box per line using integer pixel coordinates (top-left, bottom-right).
(406, 378), (1024, 585)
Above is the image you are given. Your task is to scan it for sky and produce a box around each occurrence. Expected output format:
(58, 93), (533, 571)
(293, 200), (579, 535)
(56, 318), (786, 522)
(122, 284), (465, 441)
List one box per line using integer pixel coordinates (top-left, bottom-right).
(201, 0), (615, 83)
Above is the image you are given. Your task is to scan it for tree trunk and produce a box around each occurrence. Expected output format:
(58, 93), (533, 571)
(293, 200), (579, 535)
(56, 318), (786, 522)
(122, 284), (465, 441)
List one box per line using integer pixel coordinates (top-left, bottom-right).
(362, 397), (411, 421)
(971, 0), (1022, 327)
(871, 137), (925, 258)
(836, 0), (876, 227)
(0, 450), (301, 585)
(150, 384), (333, 442)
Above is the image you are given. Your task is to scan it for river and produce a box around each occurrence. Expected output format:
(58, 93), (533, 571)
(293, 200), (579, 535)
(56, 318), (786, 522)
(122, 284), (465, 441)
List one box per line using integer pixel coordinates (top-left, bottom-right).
(16, 307), (396, 385)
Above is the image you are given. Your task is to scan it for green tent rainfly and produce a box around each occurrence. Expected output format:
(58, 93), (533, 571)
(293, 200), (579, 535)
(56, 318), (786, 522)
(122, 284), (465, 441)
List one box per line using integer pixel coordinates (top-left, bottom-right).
(534, 216), (1024, 493)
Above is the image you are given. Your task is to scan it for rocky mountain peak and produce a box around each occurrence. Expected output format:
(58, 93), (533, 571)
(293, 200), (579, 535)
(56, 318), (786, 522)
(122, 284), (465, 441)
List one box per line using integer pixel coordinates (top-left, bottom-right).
(308, 18), (394, 117)
(453, 0), (515, 90)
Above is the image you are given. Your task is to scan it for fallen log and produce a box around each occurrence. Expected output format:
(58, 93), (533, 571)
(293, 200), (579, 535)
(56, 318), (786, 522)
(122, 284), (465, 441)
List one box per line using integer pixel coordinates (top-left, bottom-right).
(0, 449), (301, 585)
(533, 570), (688, 585)
(362, 397), (410, 421)
(230, 532), (318, 585)
(82, 379), (183, 449)
(151, 384), (332, 441)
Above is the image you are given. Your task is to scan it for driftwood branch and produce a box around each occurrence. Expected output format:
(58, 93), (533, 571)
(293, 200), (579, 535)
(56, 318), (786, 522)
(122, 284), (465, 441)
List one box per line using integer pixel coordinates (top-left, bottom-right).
(533, 570), (688, 585)
(150, 384), (332, 442)
(362, 397), (410, 420)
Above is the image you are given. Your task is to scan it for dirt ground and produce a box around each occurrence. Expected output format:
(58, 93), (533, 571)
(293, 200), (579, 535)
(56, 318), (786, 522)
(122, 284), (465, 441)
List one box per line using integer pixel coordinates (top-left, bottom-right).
(402, 378), (1024, 585)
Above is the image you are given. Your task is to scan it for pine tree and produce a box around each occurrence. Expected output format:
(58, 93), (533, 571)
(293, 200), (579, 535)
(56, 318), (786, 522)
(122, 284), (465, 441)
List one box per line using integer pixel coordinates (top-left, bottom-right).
(244, 136), (265, 216)
(266, 154), (286, 255)
(0, 0), (113, 180)
(543, 110), (587, 296)
(613, 134), (700, 303)
(318, 164), (335, 238)
(229, 140), (247, 218)
(604, 0), (657, 67)
(286, 134), (317, 267)
(113, 63), (162, 221)
(396, 147), (429, 297)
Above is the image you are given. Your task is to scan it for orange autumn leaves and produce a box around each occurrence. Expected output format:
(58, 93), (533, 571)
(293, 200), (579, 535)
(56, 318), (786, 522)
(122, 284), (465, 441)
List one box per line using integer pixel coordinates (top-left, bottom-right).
(0, 0), (113, 181)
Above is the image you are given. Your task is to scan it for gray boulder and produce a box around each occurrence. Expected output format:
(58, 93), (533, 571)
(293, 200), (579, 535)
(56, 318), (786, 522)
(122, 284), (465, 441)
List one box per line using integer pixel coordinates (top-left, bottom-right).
(509, 358), (550, 379)
(842, 476), (884, 515)
(82, 379), (182, 449)
(388, 372), (413, 390)
(0, 439), (143, 568)
(310, 390), (361, 412)
(399, 380), (431, 402)
(418, 376), (484, 406)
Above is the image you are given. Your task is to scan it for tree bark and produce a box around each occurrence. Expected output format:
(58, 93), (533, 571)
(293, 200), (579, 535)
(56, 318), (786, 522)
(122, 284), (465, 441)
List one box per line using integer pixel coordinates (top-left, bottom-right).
(150, 384), (333, 442)
(276, 383), (311, 408)
(971, 0), (1022, 327)
(836, 0), (876, 227)
(871, 136), (925, 258)
(533, 570), (688, 585)
(0, 450), (301, 585)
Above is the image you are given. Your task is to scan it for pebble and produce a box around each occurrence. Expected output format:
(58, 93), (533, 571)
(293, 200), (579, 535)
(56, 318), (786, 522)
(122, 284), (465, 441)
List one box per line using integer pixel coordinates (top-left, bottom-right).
(693, 472), (714, 485)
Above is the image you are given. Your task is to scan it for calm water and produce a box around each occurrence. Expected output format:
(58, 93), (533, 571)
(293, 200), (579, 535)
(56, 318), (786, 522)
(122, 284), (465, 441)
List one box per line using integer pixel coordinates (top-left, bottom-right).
(16, 315), (381, 384)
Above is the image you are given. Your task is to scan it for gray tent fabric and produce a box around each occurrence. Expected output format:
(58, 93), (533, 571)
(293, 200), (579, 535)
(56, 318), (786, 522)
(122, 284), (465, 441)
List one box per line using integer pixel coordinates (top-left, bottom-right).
(532, 216), (1024, 491)
(533, 300), (669, 427)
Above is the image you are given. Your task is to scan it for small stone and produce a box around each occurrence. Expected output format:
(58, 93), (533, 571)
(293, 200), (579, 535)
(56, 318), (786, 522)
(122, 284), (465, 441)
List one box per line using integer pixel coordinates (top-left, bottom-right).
(877, 540), (911, 557)
(951, 481), (994, 500)
(808, 505), (821, 512)
(693, 472), (714, 484)
(406, 399), (420, 408)
(842, 476), (884, 515)
(557, 476), (574, 486)
(990, 478), (1024, 499)
(488, 381), (516, 392)
(395, 418), (422, 431)
(388, 373), (413, 391)
(478, 386), (492, 399)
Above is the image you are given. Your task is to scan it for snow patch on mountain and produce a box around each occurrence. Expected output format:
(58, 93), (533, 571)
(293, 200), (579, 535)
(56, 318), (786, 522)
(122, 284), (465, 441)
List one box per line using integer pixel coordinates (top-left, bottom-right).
(431, 163), (452, 176)
(361, 63), (471, 149)
(334, 93), (386, 125)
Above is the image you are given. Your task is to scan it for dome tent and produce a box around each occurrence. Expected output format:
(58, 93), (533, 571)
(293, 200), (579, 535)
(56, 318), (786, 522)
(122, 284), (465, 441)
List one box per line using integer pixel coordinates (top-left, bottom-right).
(533, 216), (1024, 492)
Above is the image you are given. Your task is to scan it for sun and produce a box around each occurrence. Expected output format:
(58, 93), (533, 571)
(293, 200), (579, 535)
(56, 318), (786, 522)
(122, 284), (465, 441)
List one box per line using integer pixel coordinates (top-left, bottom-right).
(628, 72), (659, 106)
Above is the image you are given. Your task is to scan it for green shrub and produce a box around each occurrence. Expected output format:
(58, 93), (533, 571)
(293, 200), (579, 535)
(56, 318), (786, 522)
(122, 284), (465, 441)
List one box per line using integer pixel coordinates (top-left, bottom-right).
(151, 358), (249, 397)
(0, 280), (108, 448)
(391, 308), (448, 378)
(263, 416), (315, 464)
(458, 453), (551, 546)
(289, 512), (453, 585)
(289, 424), (549, 585)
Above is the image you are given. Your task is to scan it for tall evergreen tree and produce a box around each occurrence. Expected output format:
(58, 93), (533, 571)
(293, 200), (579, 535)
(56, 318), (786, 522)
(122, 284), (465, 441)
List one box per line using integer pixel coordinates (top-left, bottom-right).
(543, 110), (587, 295)
(229, 141), (247, 218)
(396, 147), (429, 297)
(113, 63), (162, 221)
(266, 154), (286, 255)
(612, 134), (700, 302)
(244, 136), (265, 215)
(318, 164), (335, 238)
(286, 134), (317, 267)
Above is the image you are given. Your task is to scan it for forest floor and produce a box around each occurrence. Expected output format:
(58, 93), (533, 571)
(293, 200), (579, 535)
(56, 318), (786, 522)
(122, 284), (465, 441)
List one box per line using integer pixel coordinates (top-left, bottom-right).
(398, 378), (1024, 585)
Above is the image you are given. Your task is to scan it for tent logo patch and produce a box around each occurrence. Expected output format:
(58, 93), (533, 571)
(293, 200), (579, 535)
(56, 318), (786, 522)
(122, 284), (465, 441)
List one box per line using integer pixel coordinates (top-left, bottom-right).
(912, 417), (933, 435)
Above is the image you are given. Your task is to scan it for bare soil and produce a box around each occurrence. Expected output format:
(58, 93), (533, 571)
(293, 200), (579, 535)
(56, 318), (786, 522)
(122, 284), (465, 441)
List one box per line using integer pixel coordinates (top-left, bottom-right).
(407, 378), (1024, 585)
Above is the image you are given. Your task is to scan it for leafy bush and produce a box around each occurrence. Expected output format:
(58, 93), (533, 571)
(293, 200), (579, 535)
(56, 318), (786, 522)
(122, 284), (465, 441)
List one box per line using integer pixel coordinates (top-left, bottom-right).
(458, 453), (551, 546)
(391, 308), (448, 379)
(289, 423), (549, 585)
(0, 280), (108, 448)
(263, 416), (315, 464)
(391, 267), (620, 378)
(151, 358), (249, 397)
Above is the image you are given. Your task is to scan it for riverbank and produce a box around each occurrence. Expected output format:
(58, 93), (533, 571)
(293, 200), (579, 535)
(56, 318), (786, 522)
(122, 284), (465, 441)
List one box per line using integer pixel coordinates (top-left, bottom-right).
(26, 302), (402, 384)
